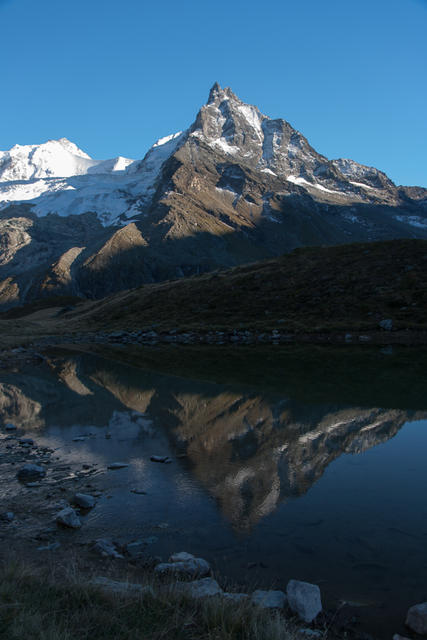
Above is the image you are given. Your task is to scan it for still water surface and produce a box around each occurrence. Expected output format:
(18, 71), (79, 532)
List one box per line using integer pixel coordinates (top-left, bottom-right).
(2, 346), (427, 637)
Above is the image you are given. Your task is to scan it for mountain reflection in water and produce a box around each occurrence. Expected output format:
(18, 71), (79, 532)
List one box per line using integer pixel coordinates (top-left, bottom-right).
(1, 346), (427, 639)
(1, 349), (426, 531)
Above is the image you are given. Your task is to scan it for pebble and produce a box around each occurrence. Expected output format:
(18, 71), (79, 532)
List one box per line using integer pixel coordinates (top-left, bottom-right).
(107, 462), (129, 470)
(16, 464), (46, 481)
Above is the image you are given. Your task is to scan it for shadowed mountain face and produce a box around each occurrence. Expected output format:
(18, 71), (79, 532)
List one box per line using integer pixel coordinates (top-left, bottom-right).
(0, 85), (427, 308)
(2, 350), (426, 531)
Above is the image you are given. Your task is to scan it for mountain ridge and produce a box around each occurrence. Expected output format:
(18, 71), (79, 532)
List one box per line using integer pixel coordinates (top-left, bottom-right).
(0, 83), (426, 308)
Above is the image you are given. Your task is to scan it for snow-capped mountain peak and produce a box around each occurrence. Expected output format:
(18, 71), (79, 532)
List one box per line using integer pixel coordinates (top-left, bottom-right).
(0, 138), (133, 182)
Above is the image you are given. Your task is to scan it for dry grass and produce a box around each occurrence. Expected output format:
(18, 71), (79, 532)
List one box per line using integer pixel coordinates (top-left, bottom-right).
(0, 561), (303, 640)
(54, 239), (427, 334)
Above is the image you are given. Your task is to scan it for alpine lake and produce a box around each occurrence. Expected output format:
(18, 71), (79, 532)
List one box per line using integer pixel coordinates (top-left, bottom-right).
(1, 344), (427, 639)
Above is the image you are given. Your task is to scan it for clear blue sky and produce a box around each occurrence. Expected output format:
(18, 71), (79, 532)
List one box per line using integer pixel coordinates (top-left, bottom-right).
(1, 0), (426, 186)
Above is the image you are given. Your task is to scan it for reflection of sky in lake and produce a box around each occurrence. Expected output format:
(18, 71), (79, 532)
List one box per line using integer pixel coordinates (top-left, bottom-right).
(1, 349), (427, 639)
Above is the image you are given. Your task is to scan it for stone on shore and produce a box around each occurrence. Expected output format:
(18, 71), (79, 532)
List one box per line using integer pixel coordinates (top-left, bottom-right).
(287, 579), (322, 623)
(251, 589), (287, 609)
(5, 423), (17, 431)
(17, 464), (46, 481)
(155, 552), (210, 578)
(406, 602), (427, 634)
(72, 493), (96, 509)
(174, 577), (222, 599)
(150, 455), (172, 463)
(56, 507), (81, 529)
(107, 462), (129, 470)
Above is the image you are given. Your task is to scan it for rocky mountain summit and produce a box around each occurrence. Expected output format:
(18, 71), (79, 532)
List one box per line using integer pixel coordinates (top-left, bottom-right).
(1, 83), (426, 308)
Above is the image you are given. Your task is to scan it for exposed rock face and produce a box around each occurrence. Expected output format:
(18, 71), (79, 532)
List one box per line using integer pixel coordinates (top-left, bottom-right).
(0, 84), (426, 308)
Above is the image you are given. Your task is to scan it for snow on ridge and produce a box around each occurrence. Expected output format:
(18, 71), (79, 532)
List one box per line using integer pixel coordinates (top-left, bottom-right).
(287, 175), (342, 195)
(0, 138), (134, 182)
(350, 181), (374, 190)
(153, 131), (183, 148)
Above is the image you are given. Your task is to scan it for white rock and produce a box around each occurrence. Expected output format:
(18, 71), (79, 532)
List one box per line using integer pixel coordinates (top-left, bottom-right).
(155, 556), (210, 578)
(175, 577), (222, 599)
(406, 602), (427, 634)
(251, 589), (286, 609)
(91, 577), (154, 596)
(56, 507), (81, 529)
(287, 580), (322, 623)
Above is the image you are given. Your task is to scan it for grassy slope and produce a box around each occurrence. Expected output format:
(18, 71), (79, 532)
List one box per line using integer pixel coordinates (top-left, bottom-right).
(64, 239), (427, 334)
(1, 239), (427, 341)
(0, 562), (299, 640)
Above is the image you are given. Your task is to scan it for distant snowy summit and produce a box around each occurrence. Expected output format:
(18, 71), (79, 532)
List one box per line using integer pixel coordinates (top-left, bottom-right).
(0, 138), (134, 182)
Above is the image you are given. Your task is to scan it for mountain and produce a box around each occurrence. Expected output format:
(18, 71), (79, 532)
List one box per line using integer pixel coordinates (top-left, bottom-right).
(0, 83), (426, 308)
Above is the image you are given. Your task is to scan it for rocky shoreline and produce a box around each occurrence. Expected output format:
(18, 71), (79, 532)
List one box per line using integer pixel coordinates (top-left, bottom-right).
(6, 325), (427, 353)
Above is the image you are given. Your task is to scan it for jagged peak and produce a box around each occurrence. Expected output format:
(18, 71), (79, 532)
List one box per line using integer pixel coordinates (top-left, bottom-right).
(207, 82), (240, 105)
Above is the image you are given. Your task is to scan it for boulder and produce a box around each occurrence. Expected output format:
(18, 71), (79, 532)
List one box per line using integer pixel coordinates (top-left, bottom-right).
(56, 507), (81, 529)
(72, 493), (96, 509)
(406, 602), (427, 634)
(175, 577), (222, 599)
(251, 590), (287, 609)
(16, 464), (46, 481)
(287, 579), (322, 623)
(155, 553), (210, 578)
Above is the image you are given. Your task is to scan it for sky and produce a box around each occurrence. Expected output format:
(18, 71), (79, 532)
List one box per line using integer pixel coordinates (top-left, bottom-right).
(0, 0), (426, 187)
